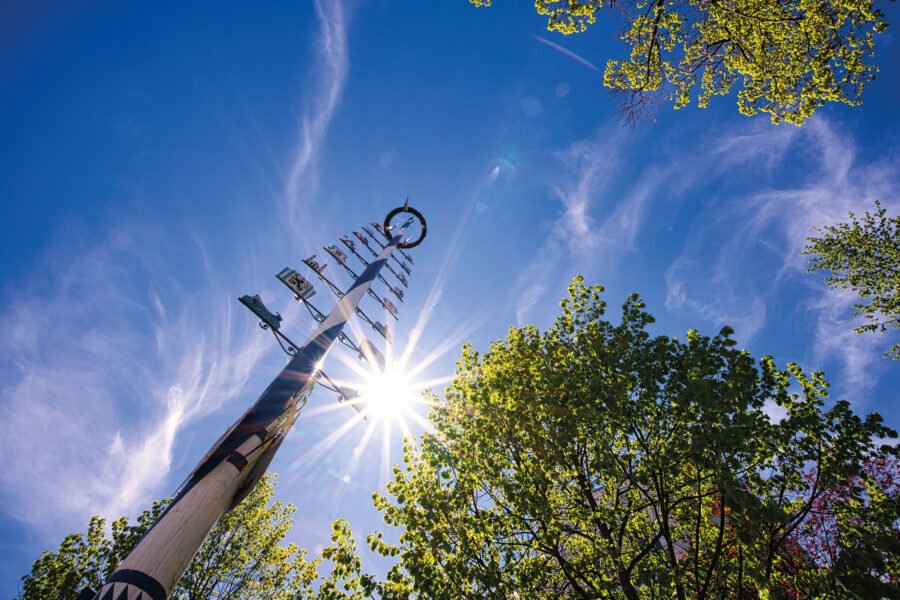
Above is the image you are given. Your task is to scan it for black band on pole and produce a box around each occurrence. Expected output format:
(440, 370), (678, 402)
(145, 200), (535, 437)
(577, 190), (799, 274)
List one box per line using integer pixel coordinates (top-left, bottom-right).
(101, 570), (167, 600)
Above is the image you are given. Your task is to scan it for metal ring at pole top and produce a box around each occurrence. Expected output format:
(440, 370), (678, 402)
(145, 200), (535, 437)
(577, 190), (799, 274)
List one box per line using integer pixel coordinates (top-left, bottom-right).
(384, 202), (427, 249)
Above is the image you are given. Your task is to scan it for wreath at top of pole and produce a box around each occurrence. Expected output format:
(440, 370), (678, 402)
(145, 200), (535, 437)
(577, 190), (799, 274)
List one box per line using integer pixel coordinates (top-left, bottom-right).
(384, 200), (427, 249)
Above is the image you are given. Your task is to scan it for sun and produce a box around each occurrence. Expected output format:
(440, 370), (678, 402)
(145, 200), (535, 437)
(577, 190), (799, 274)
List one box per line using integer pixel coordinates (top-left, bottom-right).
(356, 365), (419, 421)
(283, 282), (483, 484)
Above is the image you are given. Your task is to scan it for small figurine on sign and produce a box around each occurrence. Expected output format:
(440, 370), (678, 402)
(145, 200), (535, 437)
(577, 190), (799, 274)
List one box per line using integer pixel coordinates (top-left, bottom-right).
(303, 255), (327, 274)
(358, 339), (386, 371)
(337, 387), (367, 417)
(374, 321), (392, 343)
(277, 268), (316, 300)
(326, 245), (348, 264)
(383, 298), (398, 317)
(239, 294), (282, 330)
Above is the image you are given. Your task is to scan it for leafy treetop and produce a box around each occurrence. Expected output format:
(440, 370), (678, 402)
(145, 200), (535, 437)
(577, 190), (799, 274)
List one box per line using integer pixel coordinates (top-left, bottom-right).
(368, 277), (899, 598)
(468, 0), (888, 125)
(19, 474), (375, 600)
(804, 200), (900, 360)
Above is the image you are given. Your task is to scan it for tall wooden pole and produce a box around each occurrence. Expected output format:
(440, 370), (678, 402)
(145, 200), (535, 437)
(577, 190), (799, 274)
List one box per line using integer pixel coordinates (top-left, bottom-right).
(92, 215), (416, 600)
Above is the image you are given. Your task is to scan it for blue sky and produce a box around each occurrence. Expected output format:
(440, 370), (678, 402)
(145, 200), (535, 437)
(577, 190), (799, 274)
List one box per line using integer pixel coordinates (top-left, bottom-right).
(1, 0), (899, 594)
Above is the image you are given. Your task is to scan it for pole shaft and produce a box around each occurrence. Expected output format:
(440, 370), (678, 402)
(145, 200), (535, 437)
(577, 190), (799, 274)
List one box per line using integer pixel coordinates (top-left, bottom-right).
(94, 220), (412, 600)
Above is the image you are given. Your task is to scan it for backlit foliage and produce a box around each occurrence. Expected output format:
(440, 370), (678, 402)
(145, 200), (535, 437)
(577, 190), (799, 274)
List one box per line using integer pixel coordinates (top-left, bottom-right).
(805, 201), (900, 359)
(19, 475), (367, 599)
(369, 278), (899, 598)
(469, 0), (887, 124)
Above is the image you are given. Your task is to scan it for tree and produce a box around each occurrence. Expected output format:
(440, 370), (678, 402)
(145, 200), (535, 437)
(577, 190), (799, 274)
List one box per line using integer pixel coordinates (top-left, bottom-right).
(368, 277), (900, 598)
(804, 200), (900, 360)
(19, 474), (364, 599)
(19, 498), (170, 599)
(23, 281), (900, 600)
(171, 473), (314, 600)
(795, 454), (900, 597)
(467, 0), (888, 125)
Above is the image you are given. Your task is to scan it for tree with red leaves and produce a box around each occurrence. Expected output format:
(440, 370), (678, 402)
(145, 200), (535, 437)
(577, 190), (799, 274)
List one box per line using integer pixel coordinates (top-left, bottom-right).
(793, 454), (899, 597)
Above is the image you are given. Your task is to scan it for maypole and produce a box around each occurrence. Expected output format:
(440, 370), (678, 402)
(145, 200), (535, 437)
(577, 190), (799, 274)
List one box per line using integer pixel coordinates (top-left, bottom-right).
(89, 202), (427, 600)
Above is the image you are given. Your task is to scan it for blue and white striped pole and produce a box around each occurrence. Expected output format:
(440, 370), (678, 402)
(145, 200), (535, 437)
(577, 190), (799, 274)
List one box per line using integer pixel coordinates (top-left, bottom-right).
(92, 215), (417, 600)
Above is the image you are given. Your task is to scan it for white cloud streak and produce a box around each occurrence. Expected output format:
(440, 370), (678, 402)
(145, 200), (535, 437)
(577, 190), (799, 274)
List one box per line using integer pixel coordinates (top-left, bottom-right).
(285, 0), (350, 233)
(510, 127), (683, 324)
(807, 287), (886, 391)
(0, 226), (267, 528)
(511, 129), (625, 324)
(511, 115), (897, 394)
(0, 0), (354, 532)
(664, 117), (900, 387)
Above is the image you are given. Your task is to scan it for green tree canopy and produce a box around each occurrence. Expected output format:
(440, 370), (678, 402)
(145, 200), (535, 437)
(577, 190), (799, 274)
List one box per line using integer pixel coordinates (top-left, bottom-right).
(23, 281), (900, 599)
(468, 0), (888, 124)
(19, 474), (370, 599)
(368, 277), (899, 598)
(804, 200), (900, 360)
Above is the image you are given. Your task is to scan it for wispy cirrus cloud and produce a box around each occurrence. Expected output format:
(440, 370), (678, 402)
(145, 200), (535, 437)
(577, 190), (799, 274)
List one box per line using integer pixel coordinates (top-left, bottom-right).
(509, 126), (686, 324)
(0, 225), (267, 528)
(0, 0), (354, 533)
(285, 0), (351, 233)
(664, 117), (900, 387)
(510, 114), (896, 395)
(659, 121), (802, 341)
(807, 287), (886, 390)
(511, 128), (624, 324)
